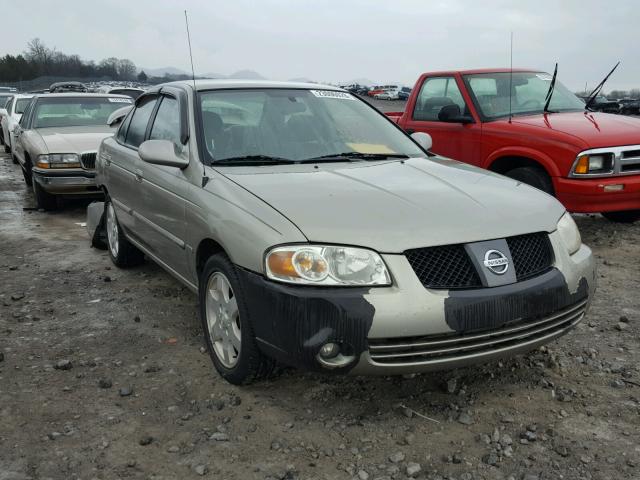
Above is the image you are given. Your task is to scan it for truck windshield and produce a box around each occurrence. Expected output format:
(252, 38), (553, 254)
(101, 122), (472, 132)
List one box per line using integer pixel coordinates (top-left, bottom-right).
(33, 96), (133, 128)
(464, 72), (585, 120)
(198, 89), (427, 163)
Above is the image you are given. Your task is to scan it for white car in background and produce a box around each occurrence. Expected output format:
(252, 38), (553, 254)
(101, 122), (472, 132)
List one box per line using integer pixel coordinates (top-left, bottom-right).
(374, 85), (403, 100)
(1, 94), (34, 155)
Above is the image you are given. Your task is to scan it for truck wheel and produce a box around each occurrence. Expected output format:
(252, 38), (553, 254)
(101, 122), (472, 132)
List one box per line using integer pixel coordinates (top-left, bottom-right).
(199, 253), (275, 385)
(32, 178), (57, 211)
(505, 166), (554, 195)
(601, 210), (640, 223)
(105, 198), (145, 267)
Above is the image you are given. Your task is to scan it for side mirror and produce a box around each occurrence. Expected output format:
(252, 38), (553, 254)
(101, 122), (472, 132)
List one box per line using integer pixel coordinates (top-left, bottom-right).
(0, 108), (7, 117)
(411, 132), (433, 151)
(138, 140), (189, 169)
(438, 104), (473, 124)
(107, 105), (133, 127)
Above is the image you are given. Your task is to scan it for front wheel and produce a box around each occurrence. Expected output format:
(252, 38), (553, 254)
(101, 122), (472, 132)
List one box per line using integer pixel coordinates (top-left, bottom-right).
(32, 178), (57, 210)
(22, 164), (32, 186)
(504, 166), (554, 195)
(105, 198), (145, 267)
(199, 254), (274, 385)
(601, 210), (640, 223)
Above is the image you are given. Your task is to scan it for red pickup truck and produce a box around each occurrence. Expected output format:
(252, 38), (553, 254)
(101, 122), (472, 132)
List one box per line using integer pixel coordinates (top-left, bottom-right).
(387, 68), (640, 223)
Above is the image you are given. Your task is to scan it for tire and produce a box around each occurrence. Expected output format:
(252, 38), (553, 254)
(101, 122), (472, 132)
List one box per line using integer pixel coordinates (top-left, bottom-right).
(505, 166), (554, 195)
(3, 143), (9, 154)
(105, 198), (145, 267)
(32, 177), (57, 211)
(199, 253), (275, 385)
(12, 155), (18, 165)
(601, 210), (640, 223)
(22, 163), (33, 186)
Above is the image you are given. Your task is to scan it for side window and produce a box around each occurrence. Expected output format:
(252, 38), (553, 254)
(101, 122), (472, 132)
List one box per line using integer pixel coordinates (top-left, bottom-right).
(19, 100), (35, 128)
(413, 77), (467, 121)
(5, 97), (15, 113)
(124, 96), (157, 148)
(149, 96), (181, 145)
(116, 109), (134, 143)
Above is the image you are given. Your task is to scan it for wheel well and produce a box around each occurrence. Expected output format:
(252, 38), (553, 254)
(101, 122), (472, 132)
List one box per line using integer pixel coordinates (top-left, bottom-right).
(196, 239), (226, 276)
(488, 156), (549, 176)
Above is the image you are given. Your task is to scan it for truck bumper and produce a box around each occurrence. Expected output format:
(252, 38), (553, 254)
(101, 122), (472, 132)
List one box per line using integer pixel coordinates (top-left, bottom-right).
(32, 169), (102, 196)
(237, 232), (596, 375)
(555, 175), (640, 213)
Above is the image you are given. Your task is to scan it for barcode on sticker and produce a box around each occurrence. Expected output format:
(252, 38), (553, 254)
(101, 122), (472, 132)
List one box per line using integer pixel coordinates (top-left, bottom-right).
(310, 90), (354, 100)
(108, 98), (133, 103)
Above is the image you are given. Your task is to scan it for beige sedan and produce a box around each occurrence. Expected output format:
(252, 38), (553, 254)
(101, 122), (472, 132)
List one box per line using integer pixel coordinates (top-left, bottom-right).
(13, 93), (133, 210)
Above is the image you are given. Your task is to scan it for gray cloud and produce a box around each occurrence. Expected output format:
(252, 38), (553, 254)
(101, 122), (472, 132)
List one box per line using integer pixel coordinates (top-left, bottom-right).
(3, 0), (638, 90)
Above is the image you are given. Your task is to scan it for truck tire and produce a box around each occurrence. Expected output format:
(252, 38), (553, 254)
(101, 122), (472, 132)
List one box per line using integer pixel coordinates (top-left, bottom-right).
(199, 253), (275, 385)
(505, 166), (554, 195)
(601, 210), (640, 223)
(32, 178), (58, 211)
(105, 198), (145, 267)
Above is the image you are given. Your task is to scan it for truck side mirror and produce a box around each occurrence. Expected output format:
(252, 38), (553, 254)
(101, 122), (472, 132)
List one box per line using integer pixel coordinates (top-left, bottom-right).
(438, 104), (473, 124)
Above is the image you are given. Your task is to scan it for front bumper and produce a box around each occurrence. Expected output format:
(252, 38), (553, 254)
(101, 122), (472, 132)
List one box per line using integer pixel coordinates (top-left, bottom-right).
(238, 231), (596, 375)
(32, 168), (102, 196)
(555, 175), (640, 213)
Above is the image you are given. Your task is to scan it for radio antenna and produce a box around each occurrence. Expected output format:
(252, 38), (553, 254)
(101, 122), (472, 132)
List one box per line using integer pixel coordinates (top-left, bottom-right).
(508, 31), (513, 123)
(184, 10), (197, 91)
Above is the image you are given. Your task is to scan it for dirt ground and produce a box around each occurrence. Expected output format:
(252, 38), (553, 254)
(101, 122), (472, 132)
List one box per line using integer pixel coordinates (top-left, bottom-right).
(1, 149), (639, 480)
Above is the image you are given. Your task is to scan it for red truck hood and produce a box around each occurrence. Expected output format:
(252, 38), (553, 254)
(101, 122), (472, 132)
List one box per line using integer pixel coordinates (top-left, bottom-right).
(511, 111), (640, 149)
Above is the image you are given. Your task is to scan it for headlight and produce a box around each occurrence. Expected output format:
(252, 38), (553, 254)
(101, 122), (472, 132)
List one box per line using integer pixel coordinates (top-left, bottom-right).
(572, 153), (614, 175)
(265, 245), (391, 286)
(556, 212), (581, 255)
(36, 153), (80, 169)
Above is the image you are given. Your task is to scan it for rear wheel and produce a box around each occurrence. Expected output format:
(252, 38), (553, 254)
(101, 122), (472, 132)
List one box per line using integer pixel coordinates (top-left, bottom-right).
(199, 253), (275, 385)
(32, 177), (57, 210)
(105, 198), (145, 267)
(504, 166), (554, 195)
(601, 210), (640, 223)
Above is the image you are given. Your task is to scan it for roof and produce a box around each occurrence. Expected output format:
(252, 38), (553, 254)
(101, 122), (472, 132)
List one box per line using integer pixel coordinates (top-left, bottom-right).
(422, 68), (544, 76)
(11, 93), (36, 99)
(154, 79), (344, 92)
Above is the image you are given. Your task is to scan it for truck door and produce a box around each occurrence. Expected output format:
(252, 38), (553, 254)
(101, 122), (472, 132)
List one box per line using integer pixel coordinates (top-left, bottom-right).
(402, 76), (481, 165)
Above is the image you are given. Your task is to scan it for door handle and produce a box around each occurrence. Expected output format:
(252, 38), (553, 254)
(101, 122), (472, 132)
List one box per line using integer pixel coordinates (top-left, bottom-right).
(134, 169), (143, 182)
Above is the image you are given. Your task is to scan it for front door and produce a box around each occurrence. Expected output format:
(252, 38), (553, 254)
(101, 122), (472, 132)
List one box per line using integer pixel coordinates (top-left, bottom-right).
(402, 76), (481, 165)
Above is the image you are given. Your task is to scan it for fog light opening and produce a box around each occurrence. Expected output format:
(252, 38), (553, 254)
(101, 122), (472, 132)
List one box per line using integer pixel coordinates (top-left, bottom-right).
(316, 342), (356, 369)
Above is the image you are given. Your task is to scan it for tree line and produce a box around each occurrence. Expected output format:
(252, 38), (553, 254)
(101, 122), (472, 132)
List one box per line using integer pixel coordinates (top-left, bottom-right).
(0, 38), (147, 83)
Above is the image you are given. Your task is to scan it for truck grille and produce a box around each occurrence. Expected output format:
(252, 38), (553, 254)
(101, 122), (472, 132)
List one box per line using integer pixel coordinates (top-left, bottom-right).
(80, 152), (97, 170)
(405, 232), (553, 289)
(368, 299), (587, 366)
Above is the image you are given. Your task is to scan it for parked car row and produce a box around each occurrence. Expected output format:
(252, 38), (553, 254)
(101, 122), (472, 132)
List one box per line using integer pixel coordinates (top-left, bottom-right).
(340, 83), (412, 100)
(1, 74), (611, 386)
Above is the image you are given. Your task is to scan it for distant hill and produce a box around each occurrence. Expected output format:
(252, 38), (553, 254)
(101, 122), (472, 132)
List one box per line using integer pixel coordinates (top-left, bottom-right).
(144, 67), (267, 80)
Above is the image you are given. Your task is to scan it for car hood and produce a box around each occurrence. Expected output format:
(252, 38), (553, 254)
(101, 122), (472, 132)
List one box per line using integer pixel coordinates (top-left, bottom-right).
(511, 111), (640, 149)
(218, 158), (565, 253)
(36, 126), (115, 154)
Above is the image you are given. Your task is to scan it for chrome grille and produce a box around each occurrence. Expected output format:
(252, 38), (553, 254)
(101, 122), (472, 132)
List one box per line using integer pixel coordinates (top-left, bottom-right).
(80, 152), (97, 170)
(368, 300), (587, 366)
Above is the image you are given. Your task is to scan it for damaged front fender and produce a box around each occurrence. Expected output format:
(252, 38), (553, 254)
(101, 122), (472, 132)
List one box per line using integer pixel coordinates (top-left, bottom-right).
(86, 201), (107, 250)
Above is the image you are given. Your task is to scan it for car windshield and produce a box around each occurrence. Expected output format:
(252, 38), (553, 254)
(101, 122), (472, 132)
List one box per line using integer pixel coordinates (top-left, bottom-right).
(464, 72), (585, 119)
(33, 96), (133, 128)
(198, 88), (426, 163)
(15, 98), (32, 114)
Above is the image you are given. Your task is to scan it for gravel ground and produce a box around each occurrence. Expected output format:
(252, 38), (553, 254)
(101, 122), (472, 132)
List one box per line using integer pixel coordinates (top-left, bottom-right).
(1, 149), (639, 480)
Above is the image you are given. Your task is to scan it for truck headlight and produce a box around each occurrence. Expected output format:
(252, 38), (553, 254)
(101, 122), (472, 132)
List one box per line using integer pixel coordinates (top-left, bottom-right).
(265, 245), (391, 286)
(36, 153), (81, 169)
(556, 212), (581, 255)
(572, 153), (614, 175)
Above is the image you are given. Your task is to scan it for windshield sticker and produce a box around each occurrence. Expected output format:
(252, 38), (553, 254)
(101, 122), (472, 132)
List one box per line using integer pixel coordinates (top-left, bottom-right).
(108, 97), (133, 103)
(536, 74), (553, 81)
(310, 90), (355, 100)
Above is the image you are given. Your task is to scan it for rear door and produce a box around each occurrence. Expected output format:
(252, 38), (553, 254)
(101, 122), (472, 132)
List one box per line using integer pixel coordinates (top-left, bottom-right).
(134, 91), (190, 278)
(402, 75), (481, 163)
(104, 94), (159, 234)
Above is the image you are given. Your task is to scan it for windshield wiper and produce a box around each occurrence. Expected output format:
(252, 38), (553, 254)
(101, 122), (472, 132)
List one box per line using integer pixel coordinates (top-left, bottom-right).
(543, 63), (558, 113)
(300, 152), (410, 162)
(584, 61), (620, 111)
(214, 155), (298, 165)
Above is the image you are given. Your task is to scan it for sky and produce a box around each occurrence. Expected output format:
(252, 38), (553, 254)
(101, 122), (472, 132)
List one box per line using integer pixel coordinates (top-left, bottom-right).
(3, 0), (639, 91)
